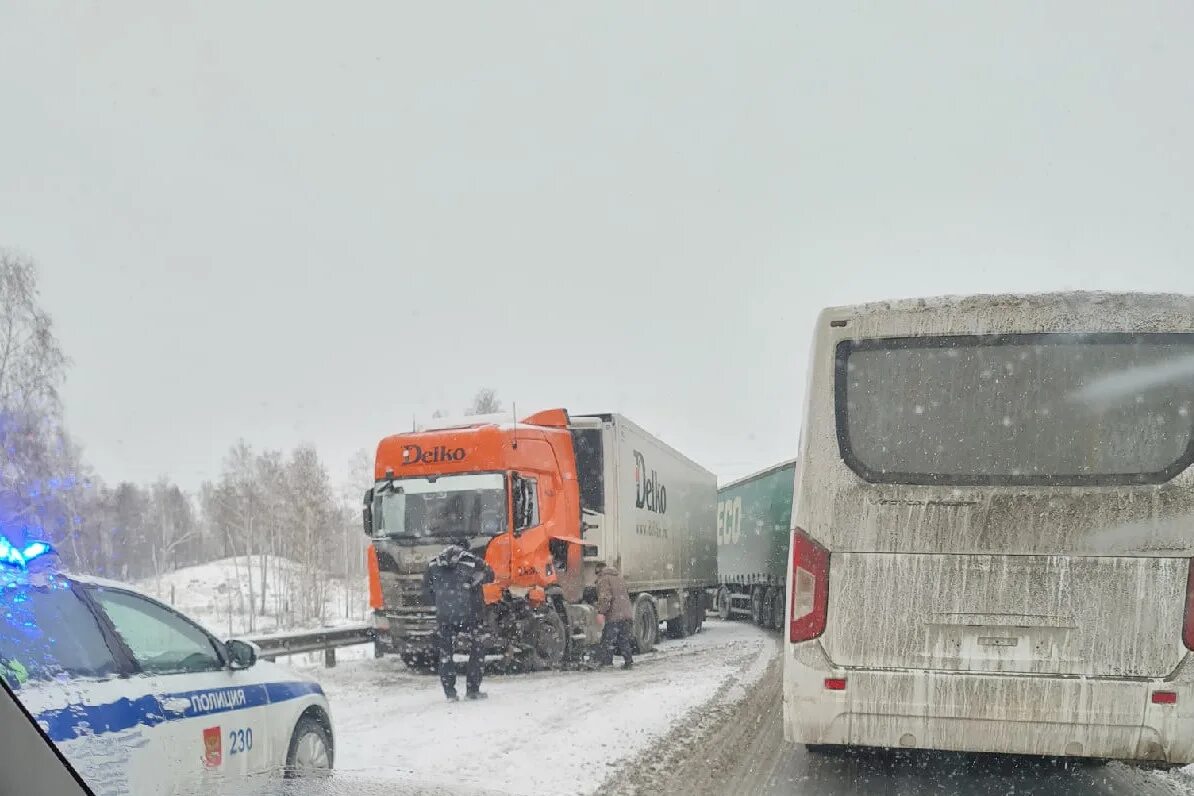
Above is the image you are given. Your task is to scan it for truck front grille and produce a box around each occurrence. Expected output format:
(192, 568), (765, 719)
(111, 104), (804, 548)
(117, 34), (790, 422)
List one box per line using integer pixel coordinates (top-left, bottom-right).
(387, 609), (438, 638)
(384, 574), (437, 637)
(395, 576), (426, 606)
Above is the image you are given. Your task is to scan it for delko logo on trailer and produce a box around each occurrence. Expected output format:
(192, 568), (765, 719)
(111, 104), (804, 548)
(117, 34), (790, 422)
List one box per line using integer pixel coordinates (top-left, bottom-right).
(402, 444), (467, 465)
(634, 450), (667, 514)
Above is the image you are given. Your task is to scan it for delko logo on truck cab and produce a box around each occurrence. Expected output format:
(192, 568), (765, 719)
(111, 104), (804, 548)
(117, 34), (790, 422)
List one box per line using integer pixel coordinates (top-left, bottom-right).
(634, 450), (667, 514)
(402, 444), (467, 465)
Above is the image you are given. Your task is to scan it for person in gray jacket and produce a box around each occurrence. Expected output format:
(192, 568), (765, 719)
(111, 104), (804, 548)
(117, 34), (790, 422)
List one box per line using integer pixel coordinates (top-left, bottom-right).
(595, 561), (634, 669)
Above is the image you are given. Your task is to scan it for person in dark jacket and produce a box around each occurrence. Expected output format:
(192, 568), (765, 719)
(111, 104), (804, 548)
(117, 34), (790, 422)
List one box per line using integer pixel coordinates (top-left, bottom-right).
(422, 541), (495, 700)
(595, 561), (634, 669)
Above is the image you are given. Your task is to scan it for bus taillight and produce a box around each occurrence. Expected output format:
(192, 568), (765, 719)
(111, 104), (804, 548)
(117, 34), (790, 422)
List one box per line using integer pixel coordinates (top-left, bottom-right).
(790, 528), (830, 644)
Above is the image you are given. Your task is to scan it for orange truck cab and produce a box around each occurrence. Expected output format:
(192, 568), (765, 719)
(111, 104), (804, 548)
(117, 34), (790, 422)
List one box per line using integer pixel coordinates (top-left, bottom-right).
(363, 409), (718, 671)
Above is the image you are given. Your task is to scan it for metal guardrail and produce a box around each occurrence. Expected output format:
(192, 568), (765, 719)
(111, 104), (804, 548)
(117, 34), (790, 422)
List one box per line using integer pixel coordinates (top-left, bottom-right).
(248, 623), (377, 668)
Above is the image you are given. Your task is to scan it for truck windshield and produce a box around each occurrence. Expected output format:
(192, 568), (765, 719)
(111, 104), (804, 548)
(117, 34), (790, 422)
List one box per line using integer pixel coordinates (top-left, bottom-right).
(373, 472), (508, 538)
(837, 333), (1194, 486)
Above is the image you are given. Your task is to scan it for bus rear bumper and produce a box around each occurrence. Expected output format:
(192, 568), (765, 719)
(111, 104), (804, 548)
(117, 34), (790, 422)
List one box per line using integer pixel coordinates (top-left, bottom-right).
(783, 645), (1194, 764)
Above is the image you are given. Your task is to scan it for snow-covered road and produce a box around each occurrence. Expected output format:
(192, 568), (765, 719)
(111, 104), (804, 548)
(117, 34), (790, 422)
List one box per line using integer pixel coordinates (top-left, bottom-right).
(297, 621), (776, 795)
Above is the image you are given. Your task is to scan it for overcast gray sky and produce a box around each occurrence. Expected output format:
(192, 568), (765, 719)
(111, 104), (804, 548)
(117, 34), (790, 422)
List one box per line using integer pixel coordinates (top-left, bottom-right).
(2, 2), (1193, 489)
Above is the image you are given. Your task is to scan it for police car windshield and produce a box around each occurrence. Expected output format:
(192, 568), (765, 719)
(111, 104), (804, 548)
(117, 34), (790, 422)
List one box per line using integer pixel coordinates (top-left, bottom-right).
(374, 473), (508, 539)
(1, 578), (119, 685)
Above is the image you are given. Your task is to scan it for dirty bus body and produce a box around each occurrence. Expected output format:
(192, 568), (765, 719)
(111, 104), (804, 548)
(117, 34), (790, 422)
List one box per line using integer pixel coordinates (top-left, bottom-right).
(784, 292), (1194, 765)
(365, 410), (717, 671)
(715, 460), (796, 629)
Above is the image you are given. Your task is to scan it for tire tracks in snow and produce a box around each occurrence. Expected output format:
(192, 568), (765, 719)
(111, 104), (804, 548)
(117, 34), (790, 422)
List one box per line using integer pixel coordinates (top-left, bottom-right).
(593, 633), (1194, 796)
(594, 631), (782, 796)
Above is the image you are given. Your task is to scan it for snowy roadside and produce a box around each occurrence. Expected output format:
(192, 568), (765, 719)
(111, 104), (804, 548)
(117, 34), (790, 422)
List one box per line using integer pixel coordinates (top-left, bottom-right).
(293, 620), (777, 795)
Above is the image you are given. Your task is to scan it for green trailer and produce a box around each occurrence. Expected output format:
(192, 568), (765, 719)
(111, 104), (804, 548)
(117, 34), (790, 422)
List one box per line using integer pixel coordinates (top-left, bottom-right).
(714, 459), (796, 629)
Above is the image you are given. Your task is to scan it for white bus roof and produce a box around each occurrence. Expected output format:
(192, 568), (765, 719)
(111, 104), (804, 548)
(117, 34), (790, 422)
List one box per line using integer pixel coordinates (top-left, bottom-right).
(820, 291), (1194, 334)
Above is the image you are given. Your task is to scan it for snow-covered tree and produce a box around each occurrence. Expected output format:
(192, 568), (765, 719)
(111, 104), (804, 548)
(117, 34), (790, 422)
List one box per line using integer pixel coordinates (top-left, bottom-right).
(284, 445), (338, 624)
(0, 251), (105, 589)
(465, 387), (502, 416)
(0, 251), (69, 531)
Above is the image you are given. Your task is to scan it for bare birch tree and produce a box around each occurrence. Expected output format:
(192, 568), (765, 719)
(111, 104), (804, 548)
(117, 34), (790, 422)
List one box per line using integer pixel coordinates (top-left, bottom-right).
(0, 251), (68, 535)
(465, 388), (502, 416)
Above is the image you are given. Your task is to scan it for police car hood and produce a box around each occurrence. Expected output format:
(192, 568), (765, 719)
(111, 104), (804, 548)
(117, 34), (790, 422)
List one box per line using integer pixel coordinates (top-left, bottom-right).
(253, 657), (321, 686)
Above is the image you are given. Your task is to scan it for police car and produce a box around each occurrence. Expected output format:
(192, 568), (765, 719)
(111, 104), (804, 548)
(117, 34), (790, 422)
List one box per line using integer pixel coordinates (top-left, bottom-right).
(0, 537), (334, 795)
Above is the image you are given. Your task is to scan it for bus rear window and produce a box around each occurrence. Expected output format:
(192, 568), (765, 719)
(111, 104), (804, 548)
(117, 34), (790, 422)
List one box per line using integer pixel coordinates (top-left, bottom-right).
(836, 333), (1194, 486)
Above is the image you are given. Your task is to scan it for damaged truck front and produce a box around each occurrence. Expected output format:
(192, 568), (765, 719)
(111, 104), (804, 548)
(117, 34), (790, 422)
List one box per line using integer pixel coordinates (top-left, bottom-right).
(363, 409), (717, 672)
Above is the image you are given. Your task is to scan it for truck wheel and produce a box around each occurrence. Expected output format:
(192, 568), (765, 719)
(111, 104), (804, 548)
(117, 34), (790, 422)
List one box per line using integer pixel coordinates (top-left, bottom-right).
(528, 607), (568, 670)
(683, 591), (700, 636)
(715, 587), (732, 621)
(632, 595), (658, 653)
(761, 588), (777, 629)
(665, 595), (699, 639)
(750, 588), (765, 625)
(400, 651), (437, 674)
(770, 588), (786, 630)
(665, 616), (689, 639)
(665, 591), (691, 639)
(804, 744), (843, 756)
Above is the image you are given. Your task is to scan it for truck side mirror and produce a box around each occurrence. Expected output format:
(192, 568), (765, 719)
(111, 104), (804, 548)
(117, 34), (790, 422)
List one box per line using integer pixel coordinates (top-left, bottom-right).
(362, 488), (374, 536)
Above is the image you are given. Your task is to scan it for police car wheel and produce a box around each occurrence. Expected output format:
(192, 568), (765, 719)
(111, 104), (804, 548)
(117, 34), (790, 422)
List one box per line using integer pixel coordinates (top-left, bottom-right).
(285, 715), (333, 777)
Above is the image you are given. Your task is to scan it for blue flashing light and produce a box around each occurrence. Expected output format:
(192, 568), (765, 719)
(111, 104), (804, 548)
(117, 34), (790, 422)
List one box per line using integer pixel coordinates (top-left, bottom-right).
(23, 542), (50, 560)
(0, 537), (54, 569)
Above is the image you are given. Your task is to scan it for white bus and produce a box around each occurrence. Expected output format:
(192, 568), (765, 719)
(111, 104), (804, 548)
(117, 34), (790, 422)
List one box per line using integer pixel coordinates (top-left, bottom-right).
(783, 292), (1194, 765)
